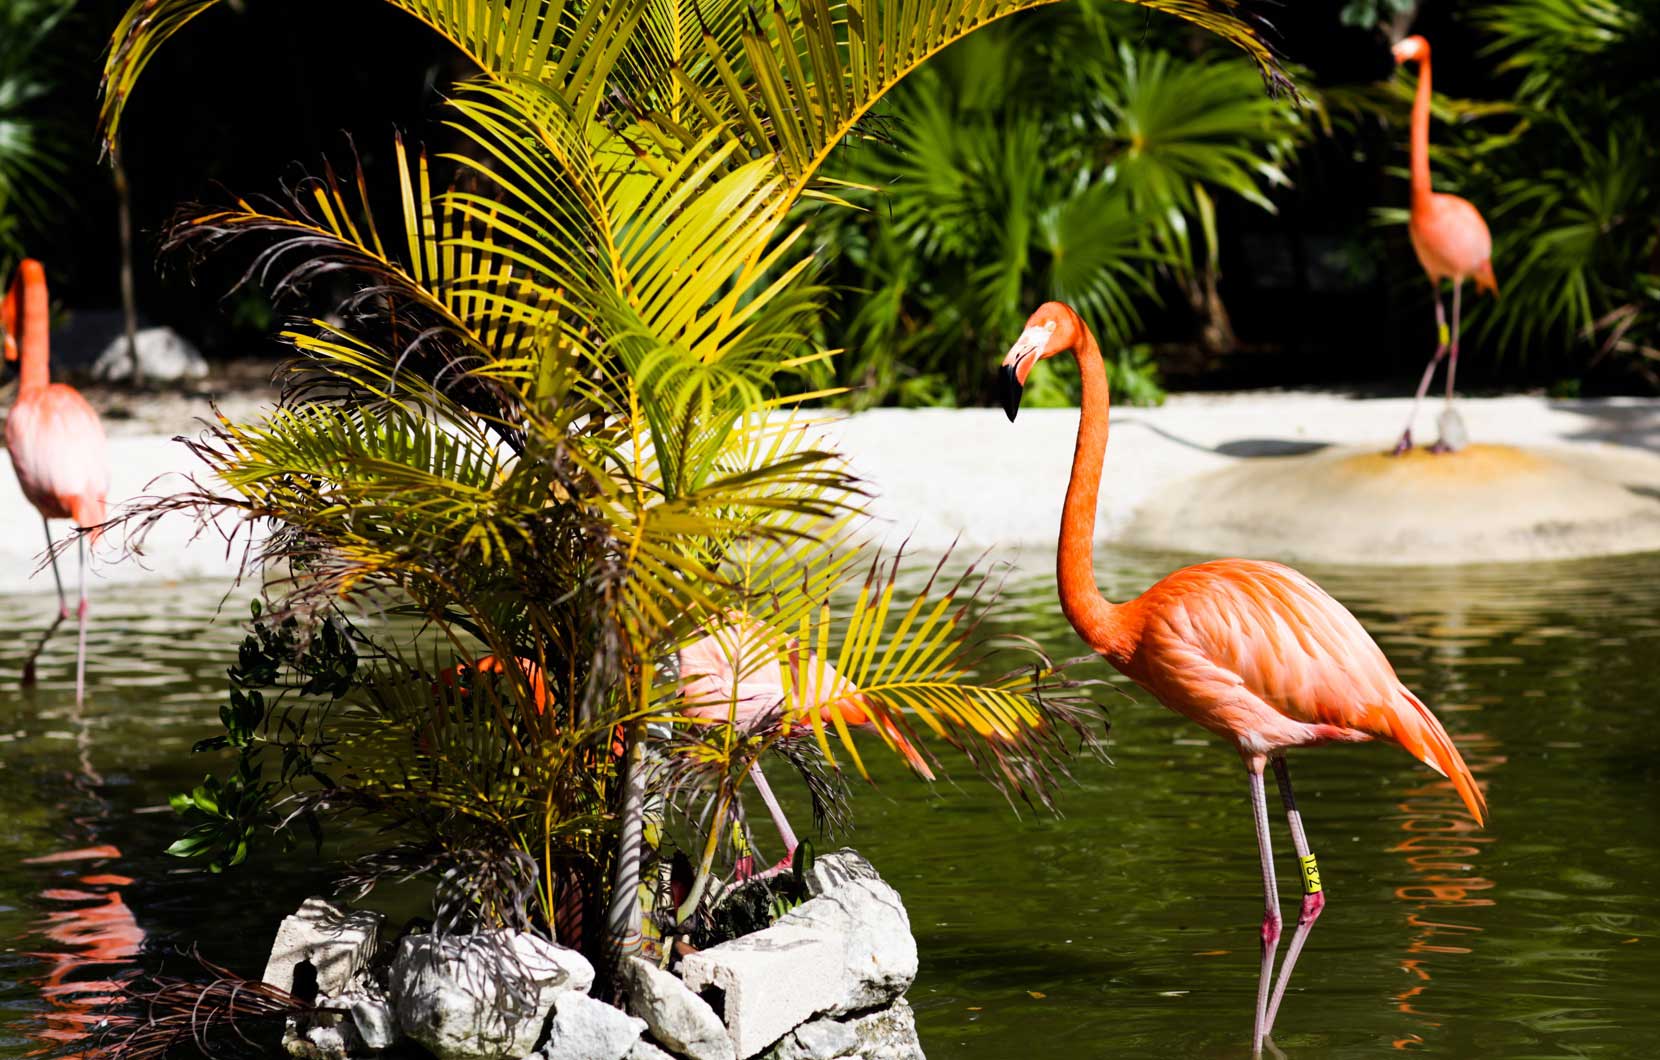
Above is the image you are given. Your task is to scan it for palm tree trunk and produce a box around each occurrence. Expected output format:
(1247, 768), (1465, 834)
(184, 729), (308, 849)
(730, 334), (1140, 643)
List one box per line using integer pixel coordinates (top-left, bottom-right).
(113, 152), (142, 387)
(604, 716), (649, 965)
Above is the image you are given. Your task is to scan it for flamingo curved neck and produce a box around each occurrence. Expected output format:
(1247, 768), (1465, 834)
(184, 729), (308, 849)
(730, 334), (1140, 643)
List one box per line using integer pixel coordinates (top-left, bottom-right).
(1056, 313), (1130, 661)
(10, 269), (50, 392)
(1408, 52), (1433, 203)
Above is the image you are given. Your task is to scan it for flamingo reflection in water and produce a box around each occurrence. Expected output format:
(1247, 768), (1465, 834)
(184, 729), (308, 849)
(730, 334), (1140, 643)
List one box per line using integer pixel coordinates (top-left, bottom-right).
(24, 844), (145, 1056)
(1389, 728), (1504, 1051)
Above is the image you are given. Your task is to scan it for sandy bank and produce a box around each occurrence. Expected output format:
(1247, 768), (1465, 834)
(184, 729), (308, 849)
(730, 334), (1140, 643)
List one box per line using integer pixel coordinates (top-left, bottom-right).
(3, 393), (1659, 596)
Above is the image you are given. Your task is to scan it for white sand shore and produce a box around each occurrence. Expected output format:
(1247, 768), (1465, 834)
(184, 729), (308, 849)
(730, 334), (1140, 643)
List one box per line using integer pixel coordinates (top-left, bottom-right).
(3, 393), (1659, 596)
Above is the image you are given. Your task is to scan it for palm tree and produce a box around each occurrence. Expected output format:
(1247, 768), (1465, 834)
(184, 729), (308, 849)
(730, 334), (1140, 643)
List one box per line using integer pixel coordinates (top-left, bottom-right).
(97, 0), (1281, 971)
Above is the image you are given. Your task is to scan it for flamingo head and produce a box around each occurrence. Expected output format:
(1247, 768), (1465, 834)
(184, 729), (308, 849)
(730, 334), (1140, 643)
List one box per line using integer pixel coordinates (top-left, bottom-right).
(1391, 35), (1428, 65)
(997, 301), (1079, 421)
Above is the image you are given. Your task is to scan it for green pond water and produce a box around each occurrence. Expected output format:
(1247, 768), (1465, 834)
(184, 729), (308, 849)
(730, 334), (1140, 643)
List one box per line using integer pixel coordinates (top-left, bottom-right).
(1, 548), (1658, 1058)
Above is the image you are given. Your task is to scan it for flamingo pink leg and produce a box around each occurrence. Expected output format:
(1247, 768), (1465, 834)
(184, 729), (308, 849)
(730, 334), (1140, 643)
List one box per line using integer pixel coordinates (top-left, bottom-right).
(1393, 294), (1448, 456)
(44, 517), (67, 618)
(1247, 760), (1282, 1056)
(1265, 756), (1326, 1036)
(20, 517), (68, 687)
(747, 761), (798, 854)
(1430, 281), (1466, 454)
(1446, 281), (1463, 404)
(75, 535), (88, 704)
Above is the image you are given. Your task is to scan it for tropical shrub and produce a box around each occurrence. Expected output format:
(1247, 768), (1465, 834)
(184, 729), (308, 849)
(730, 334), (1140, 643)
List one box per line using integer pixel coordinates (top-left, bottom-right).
(802, 2), (1306, 408)
(1464, 0), (1660, 377)
(1355, 1), (1660, 380)
(98, 0), (1277, 979)
(0, 0), (76, 273)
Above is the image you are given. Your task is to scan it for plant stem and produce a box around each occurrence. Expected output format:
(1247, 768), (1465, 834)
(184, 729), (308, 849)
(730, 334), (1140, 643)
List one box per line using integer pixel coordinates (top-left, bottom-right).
(603, 667), (651, 963)
(113, 151), (142, 387)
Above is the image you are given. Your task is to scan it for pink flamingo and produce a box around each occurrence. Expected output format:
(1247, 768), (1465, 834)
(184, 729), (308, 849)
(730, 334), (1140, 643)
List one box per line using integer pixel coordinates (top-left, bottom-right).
(1391, 34), (1500, 455)
(998, 302), (1487, 1053)
(4, 260), (109, 702)
(678, 610), (933, 875)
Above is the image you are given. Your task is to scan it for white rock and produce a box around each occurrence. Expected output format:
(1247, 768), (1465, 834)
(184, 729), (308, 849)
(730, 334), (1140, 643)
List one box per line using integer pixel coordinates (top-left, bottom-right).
(390, 931), (594, 1060)
(262, 897), (384, 997)
(679, 879), (917, 1058)
(621, 956), (735, 1060)
(345, 992), (398, 1051)
(92, 326), (209, 382)
(282, 1013), (357, 1060)
(776, 879), (917, 1013)
(762, 998), (924, 1060)
(804, 850), (880, 899)
(766, 1018), (857, 1060)
(625, 1042), (676, 1060)
(539, 992), (646, 1060)
(1437, 406), (1470, 452)
(678, 921), (844, 1058)
(843, 998), (924, 1060)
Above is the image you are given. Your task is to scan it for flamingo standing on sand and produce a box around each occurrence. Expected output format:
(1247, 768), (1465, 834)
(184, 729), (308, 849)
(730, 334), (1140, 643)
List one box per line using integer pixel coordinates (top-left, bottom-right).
(1391, 34), (1499, 455)
(3, 259), (109, 703)
(677, 610), (933, 875)
(997, 302), (1487, 1054)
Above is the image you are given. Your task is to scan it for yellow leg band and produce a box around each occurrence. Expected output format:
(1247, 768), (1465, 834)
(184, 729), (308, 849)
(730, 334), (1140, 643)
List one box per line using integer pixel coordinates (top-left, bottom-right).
(1300, 853), (1322, 895)
(1437, 321), (1450, 348)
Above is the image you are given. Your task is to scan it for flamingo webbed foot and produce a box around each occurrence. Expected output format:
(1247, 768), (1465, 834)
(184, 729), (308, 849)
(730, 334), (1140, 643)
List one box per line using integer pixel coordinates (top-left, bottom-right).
(1390, 431), (1414, 457)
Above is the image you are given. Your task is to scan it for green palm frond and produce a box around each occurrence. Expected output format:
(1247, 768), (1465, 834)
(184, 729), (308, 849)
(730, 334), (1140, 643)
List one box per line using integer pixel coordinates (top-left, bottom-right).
(1476, 0), (1656, 105)
(637, 0), (1282, 196)
(714, 542), (1099, 804)
(0, 0), (75, 265)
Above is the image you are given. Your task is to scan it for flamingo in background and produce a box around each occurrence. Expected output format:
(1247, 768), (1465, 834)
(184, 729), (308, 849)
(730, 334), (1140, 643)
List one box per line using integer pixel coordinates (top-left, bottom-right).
(678, 610), (933, 876)
(1391, 34), (1499, 456)
(997, 302), (1487, 1054)
(3, 260), (109, 703)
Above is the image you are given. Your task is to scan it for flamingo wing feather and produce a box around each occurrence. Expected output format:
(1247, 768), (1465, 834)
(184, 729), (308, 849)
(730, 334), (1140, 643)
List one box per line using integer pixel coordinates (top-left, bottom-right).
(1134, 560), (1486, 823)
(5, 385), (110, 531)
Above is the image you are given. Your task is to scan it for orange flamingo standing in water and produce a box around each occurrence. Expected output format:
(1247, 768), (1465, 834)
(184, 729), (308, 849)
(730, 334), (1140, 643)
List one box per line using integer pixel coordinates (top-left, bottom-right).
(997, 302), (1487, 1054)
(1391, 34), (1499, 455)
(3, 260), (109, 702)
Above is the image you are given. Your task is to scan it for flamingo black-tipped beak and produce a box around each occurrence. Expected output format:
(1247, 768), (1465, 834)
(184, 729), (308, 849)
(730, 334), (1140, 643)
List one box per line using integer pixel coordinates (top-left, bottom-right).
(998, 363), (1023, 422)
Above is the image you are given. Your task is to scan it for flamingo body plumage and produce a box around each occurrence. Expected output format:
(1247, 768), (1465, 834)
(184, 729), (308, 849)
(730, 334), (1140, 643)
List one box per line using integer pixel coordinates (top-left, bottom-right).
(1108, 558), (1483, 813)
(5, 386), (109, 530)
(999, 302), (1485, 1054)
(4, 260), (109, 702)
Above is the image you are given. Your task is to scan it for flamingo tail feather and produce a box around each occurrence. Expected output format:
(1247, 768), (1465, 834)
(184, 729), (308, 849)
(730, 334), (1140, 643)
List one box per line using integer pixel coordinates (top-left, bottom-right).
(1392, 688), (1486, 825)
(1474, 260), (1499, 299)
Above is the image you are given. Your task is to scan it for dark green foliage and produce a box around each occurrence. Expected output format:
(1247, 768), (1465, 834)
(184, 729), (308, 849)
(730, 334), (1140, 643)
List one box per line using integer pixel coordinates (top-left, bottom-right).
(0, 0), (75, 271)
(167, 602), (355, 873)
(805, 4), (1305, 408)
